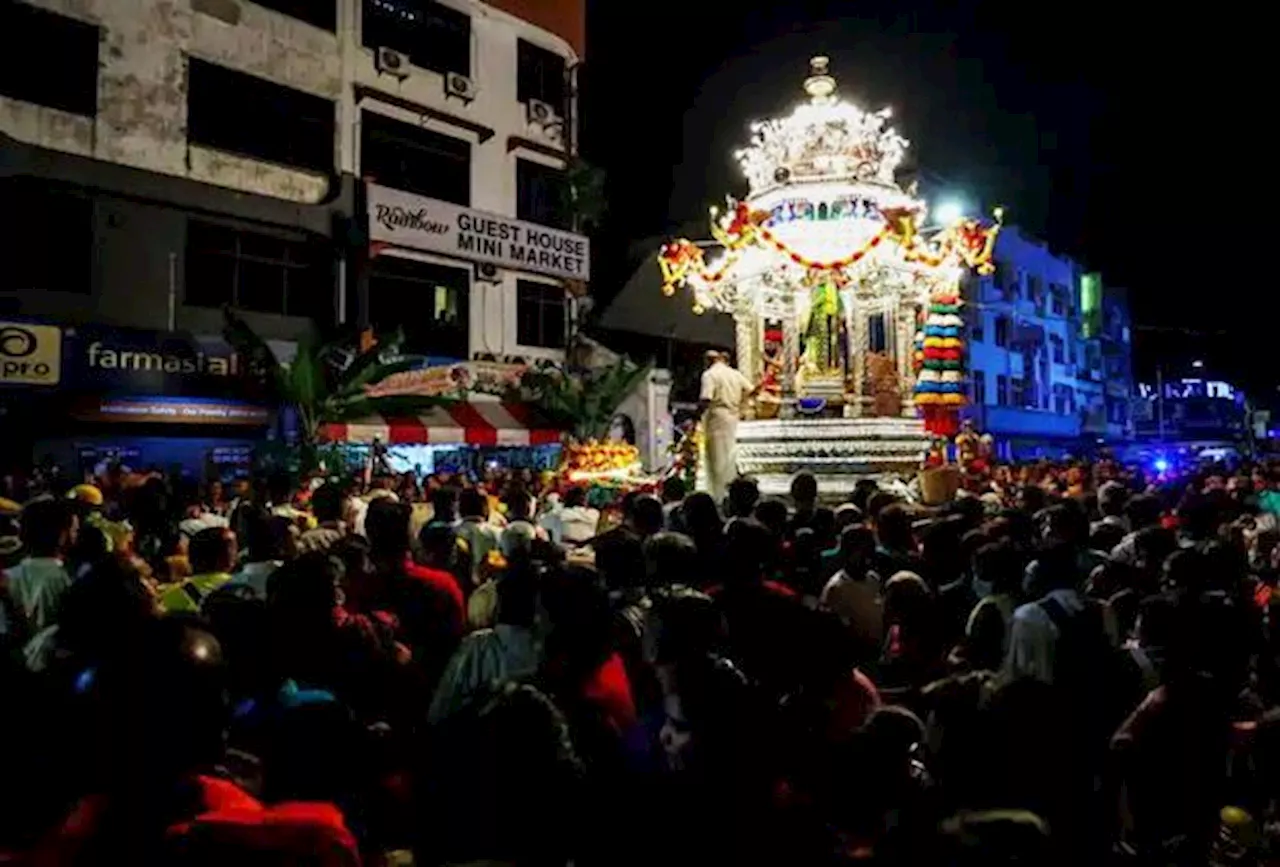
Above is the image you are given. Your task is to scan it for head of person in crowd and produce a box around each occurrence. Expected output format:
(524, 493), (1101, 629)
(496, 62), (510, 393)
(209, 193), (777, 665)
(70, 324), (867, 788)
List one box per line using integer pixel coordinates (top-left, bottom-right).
(418, 522), (460, 573)
(865, 491), (899, 527)
(971, 539), (1022, 599)
(726, 476), (760, 519)
(243, 508), (294, 565)
(833, 503), (864, 532)
(1039, 502), (1089, 549)
(660, 475), (687, 506)
(876, 503), (916, 554)
(724, 518), (776, 587)
(754, 498), (789, 539)
(628, 493), (666, 539)
(1090, 520), (1126, 556)
(837, 524), (876, 577)
(790, 471), (819, 514)
(20, 498), (78, 560)
(430, 486), (459, 525)
(306, 482), (344, 527)
(681, 492), (723, 541)
(562, 485), (588, 511)
(364, 498), (413, 563)
(188, 526), (237, 576)
(1098, 480), (1129, 520)
(87, 615), (227, 789)
(1016, 485), (1046, 516)
(458, 486), (489, 522)
(644, 531), (699, 588)
(1124, 493), (1163, 533)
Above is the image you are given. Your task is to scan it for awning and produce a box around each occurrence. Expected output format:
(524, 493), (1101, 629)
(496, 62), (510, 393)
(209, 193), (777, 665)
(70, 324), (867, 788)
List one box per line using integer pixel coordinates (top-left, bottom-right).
(322, 401), (562, 446)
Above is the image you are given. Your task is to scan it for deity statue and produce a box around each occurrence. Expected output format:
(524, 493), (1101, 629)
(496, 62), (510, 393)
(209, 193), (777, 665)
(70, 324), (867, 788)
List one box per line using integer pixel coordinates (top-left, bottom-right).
(801, 271), (846, 376)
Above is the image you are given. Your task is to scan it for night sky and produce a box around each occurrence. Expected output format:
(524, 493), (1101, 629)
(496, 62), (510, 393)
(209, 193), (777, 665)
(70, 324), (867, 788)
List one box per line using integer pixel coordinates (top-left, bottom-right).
(581, 2), (1259, 384)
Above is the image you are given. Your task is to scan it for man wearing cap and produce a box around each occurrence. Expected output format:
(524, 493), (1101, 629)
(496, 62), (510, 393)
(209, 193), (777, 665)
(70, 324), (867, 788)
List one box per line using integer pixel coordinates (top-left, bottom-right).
(699, 350), (758, 504)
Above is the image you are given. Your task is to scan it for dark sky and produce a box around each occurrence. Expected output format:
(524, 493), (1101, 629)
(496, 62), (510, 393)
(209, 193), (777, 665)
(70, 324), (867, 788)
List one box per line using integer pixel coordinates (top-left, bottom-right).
(581, 1), (1258, 381)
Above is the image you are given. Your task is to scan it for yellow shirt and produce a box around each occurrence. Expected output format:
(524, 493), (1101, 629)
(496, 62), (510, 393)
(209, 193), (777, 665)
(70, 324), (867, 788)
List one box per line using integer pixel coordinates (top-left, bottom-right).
(158, 572), (232, 613)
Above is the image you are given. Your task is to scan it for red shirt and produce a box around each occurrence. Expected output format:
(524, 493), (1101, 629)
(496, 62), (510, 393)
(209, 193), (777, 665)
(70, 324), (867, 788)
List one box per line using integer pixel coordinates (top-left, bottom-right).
(32, 776), (359, 866)
(705, 579), (798, 599)
(404, 559), (465, 614)
(582, 652), (638, 732)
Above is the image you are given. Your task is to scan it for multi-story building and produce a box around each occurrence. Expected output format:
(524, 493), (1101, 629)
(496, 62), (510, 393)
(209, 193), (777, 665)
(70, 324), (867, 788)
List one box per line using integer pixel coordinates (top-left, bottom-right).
(0, 0), (588, 472)
(966, 227), (1133, 457)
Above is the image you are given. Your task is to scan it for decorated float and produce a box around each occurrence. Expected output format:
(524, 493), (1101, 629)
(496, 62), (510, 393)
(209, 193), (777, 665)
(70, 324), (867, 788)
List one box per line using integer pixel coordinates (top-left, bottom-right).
(657, 56), (1001, 496)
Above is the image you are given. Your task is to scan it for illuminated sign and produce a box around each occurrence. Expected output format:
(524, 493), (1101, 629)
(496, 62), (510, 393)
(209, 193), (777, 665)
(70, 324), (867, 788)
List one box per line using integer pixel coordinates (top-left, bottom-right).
(367, 183), (590, 281)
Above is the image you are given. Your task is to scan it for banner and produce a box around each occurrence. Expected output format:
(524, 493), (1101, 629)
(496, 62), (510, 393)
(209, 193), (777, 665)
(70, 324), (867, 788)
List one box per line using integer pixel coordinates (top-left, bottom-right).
(363, 360), (527, 400)
(367, 183), (590, 281)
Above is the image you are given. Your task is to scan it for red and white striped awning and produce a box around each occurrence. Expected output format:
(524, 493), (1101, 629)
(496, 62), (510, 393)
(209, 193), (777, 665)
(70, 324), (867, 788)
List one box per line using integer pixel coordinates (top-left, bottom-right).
(323, 402), (563, 446)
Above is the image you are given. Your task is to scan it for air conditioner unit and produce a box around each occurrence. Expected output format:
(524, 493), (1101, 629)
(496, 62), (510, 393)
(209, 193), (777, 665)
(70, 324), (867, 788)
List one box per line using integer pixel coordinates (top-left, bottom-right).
(474, 262), (501, 283)
(527, 98), (558, 126)
(375, 47), (410, 80)
(445, 72), (476, 102)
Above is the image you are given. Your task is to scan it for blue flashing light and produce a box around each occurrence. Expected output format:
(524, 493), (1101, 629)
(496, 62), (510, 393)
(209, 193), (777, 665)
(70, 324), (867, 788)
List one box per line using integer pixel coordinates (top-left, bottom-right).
(1153, 458), (1170, 473)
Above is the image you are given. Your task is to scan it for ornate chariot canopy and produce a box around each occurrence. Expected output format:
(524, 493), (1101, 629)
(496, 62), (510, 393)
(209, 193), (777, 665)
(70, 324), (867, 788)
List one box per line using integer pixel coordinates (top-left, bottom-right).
(658, 56), (1001, 317)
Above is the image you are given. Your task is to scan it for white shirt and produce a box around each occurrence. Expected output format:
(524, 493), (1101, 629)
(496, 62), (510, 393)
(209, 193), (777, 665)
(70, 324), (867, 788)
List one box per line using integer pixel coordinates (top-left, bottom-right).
(820, 569), (883, 648)
(1003, 588), (1085, 685)
(699, 361), (753, 414)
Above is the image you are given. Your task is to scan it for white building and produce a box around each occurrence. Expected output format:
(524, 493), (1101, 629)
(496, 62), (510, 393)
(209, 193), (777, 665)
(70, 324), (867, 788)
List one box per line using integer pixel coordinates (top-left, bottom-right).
(1, 0), (588, 363)
(966, 226), (1103, 456)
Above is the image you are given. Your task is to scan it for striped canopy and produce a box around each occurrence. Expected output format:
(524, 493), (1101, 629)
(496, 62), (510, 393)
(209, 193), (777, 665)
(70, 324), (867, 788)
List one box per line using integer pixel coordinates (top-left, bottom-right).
(322, 401), (563, 447)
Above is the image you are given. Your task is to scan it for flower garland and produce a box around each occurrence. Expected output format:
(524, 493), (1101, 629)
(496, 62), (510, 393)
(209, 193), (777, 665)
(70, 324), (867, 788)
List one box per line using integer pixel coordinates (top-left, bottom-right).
(913, 290), (966, 436)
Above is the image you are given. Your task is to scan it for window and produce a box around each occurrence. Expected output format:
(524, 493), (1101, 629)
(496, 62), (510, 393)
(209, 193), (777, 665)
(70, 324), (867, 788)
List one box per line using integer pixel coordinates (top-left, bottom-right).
(368, 255), (469, 359)
(996, 375), (1009, 407)
(362, 110), (470, 205)
(972, 370), (986, 405)
(517, 38), (566, 109)
(185, 220), (332, 322)
(0, 1), (98, 115)
(1027, 275), (1045, 316)
(996, 262), (1019, 300)
(867, 314), (888, 353)
(1050, 283), (1068, 316)
(516, 281), (566, 349)
(994, 316), (1010, 348)
(970, 311), (985, 343)
(516, 159), (567, 229)
(1050, 334), (1065, 364)
(1054, 385), (1074, 416)
(188, 59), (334, 173)
(249, 0), (336, 29)
(363, 0), (470, 76)
(0, 177), (92, 294)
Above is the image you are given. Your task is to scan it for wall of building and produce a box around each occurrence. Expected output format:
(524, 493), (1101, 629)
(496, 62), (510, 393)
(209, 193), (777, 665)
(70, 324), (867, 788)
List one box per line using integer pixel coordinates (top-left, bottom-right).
(1, 0), (587, 361)
(966, 226), (1133, 450)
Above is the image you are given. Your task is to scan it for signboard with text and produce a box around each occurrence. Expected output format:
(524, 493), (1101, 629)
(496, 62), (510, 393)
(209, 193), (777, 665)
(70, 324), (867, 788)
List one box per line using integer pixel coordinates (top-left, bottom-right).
(367, 183), (590, 282)
(0, 321), (62, 386)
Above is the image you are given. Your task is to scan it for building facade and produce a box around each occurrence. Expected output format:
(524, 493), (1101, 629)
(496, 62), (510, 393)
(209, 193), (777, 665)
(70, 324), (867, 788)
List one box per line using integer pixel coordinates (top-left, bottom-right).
(966, 227), (1133, 457)
(0, 0), (588, 470)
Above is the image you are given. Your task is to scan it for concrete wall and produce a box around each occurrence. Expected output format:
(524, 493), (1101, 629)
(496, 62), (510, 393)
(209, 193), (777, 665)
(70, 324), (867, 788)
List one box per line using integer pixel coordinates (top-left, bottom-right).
(1, 0), (585, 358)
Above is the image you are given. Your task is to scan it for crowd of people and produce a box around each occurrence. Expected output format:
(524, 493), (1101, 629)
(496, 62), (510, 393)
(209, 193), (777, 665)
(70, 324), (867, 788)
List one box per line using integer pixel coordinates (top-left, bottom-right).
(3, 455), (1280, 865)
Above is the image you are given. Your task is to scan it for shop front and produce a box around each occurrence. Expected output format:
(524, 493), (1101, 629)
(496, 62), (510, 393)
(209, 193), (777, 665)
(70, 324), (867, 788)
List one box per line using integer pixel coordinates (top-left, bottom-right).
(320, 359), (564, 476)
(0, 319), (278, 478)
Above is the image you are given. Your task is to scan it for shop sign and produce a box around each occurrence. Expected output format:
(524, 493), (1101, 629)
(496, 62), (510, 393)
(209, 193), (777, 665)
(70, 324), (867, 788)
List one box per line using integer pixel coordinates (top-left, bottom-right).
(64, 325), (260, 398)
(368, 183), (590, 282)
(71, 396), (270, 426)
(0, 321), (62, 386)
(363, 360), (527, 400)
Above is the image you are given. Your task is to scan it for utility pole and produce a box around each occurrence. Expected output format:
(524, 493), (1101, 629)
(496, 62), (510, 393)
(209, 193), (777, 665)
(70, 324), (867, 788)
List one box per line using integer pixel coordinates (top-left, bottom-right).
(1155, 364), (1165, 441)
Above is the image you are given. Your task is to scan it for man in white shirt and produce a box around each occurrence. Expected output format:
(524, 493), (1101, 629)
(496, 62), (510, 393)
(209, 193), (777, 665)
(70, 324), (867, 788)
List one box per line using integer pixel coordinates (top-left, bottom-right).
(698, 351), (757, 503)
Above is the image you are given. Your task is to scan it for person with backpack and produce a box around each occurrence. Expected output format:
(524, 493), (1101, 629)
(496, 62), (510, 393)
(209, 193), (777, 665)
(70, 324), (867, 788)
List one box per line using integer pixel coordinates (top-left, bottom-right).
(1004, 539), (1115, 687)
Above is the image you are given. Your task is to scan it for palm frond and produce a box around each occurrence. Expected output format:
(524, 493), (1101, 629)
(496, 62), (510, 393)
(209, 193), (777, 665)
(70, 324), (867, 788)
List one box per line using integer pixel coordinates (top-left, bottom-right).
(327, 394), (458, 424)
(222, 308), (282, 388)
(341, 327), (409, 383)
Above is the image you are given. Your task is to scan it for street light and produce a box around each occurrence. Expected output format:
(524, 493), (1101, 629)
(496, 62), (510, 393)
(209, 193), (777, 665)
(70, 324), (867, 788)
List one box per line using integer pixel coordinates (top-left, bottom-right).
(932, 200), (965, 226)
(1191, 359), (1205, 369)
